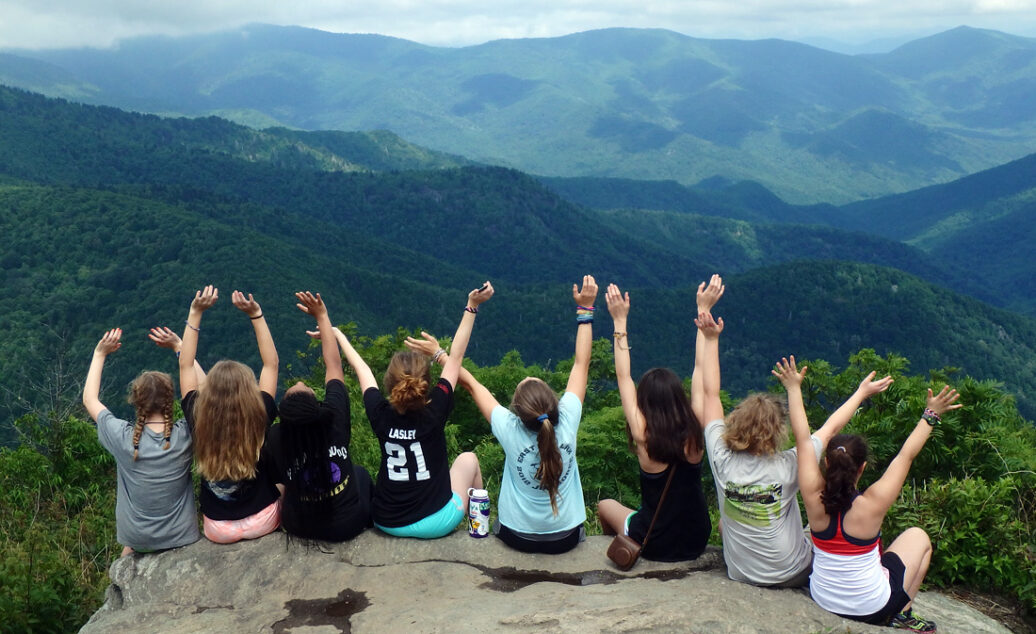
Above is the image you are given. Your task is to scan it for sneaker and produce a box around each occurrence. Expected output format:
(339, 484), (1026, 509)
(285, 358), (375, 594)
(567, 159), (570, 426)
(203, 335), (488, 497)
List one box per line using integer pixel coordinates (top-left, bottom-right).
(889, 610), (937, 633)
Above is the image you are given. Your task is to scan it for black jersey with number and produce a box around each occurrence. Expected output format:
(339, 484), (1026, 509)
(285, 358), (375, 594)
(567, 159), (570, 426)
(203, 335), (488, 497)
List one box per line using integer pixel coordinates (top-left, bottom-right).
(364, 378), (454, 527)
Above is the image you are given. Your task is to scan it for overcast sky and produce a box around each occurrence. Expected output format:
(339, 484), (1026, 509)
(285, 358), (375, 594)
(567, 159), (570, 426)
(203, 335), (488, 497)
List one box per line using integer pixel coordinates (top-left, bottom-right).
(1, 0), (1035, 51)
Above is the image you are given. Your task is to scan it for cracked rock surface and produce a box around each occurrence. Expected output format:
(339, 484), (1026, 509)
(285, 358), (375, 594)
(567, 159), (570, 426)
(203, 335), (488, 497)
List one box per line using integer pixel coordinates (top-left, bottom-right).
(81, 531), (1010, 633)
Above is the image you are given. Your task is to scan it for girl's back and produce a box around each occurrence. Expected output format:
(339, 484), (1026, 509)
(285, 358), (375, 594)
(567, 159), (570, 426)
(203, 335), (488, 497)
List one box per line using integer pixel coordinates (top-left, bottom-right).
(491, 390), (586, 533)
(97, 408), (199, 551)
(364, 374), (455, 527)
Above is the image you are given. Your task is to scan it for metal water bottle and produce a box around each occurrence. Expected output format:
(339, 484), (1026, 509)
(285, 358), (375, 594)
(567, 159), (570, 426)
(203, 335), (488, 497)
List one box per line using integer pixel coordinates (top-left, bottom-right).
(467, 487), (490, 538)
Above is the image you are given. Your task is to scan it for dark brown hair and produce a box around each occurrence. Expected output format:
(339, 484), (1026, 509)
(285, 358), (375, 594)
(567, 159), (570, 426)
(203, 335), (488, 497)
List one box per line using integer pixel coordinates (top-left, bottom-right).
(384, 351), (431, 414)
(821, 434), (869, 516)
(510, 378), (563, 515)
(636, 368), (702, 463)
(127, 371), (175, 461)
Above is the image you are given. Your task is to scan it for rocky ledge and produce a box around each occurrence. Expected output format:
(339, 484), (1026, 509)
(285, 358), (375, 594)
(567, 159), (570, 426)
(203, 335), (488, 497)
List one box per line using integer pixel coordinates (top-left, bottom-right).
(82, 531), (1010, 633)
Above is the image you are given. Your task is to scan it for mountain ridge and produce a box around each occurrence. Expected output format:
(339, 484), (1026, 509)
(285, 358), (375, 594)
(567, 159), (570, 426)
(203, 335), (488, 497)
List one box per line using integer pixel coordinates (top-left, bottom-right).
(4, 24), (1035, 203)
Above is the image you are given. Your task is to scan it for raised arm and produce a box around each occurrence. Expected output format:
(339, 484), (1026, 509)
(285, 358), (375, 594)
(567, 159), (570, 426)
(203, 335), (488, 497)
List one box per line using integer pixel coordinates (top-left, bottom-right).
(774, 356), (823, 501)
(232, 290), (278, 397)
(605, 283), (642, 439)
(296, 291), (344, 384)
(691, 275), (724, 424)
(440, 282), (494, 389)
(813, 371), (894, 448)
(179, 285), (218, 398)
(82, 329), (122, 421)
(862, 386), (961, 514)
(693, 309), (725, 425)
(321, 326), (378, 393)
(150, 326), (206, 387)
(566, 275), (599, 402)
(407, 332), (501, 421)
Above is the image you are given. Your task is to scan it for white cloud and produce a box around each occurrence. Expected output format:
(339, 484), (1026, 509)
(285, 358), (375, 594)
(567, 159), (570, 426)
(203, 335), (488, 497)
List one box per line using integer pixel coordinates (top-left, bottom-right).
(0, 0), (1034, 49)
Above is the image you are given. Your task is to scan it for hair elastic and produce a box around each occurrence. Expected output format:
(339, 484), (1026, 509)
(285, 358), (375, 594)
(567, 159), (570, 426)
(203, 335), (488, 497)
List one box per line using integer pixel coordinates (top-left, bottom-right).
(835, 446), (847, 453)
(536, 413), (550, 423)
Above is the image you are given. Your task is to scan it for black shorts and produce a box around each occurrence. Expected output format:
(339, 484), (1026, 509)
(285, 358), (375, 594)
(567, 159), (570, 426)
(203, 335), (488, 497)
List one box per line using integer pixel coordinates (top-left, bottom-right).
(496, 524), (582, 555)
(837, 551), (911, 625)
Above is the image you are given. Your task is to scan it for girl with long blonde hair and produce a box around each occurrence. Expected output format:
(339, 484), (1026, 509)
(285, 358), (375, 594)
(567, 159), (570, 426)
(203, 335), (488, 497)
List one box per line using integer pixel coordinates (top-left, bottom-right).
(178, 285), (282, 544)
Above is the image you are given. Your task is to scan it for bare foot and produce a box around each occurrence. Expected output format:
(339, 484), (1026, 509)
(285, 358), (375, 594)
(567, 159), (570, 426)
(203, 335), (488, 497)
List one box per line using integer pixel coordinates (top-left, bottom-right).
(121, 546), (134, 557)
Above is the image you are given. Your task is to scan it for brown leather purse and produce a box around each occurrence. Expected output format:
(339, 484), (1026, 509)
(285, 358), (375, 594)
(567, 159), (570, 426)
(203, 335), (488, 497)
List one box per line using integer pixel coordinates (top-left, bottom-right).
(606, 465), (676, 571)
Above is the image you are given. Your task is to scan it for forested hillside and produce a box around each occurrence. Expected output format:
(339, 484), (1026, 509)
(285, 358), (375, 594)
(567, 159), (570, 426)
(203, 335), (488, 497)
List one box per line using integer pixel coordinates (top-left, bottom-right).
(1, 86), (1035, 438)
(3, 25), (1035, 202)
(547, 152), (1036, 317)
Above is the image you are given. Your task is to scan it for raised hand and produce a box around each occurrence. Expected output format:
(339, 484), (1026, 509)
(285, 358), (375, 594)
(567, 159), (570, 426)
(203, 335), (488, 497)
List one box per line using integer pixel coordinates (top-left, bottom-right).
(606, 283), (630, 321)
(148, 326), (182, 352)
(190, 285), (218, 313)
(405, 331), (441, 357)
(468, 281), (494, 307)
(696, 274), (725, 313)
(573, 275), (599, 306)
(694, 311), (725, 339)
(94, 328), (122, 356)
(231, 290), (262, 318)
(857, 371), (894, 399)
(295, 291), (327, 319)
(771, 355), (807, 389)
(927, 385), (963, 417)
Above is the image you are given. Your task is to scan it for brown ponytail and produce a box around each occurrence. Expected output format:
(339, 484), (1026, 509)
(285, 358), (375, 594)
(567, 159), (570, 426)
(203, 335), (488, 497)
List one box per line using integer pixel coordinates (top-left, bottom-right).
(511, 378), (563, 516)
(384, 351), (431, 414)
(821, 434), (869, 516)
(127, 371), (175, 461)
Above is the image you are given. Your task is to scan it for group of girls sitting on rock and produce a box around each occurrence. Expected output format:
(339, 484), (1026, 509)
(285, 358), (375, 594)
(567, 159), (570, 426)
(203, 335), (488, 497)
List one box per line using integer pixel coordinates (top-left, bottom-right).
(82, 274), (957, 632)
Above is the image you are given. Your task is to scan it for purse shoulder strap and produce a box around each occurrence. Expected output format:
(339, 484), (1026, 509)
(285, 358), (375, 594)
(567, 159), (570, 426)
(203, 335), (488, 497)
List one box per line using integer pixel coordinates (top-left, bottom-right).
(639, 463), (678, 550)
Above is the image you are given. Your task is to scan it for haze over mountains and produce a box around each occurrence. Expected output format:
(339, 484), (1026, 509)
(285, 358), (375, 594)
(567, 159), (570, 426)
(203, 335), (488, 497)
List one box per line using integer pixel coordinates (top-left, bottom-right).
(0, 84), (1034, 437)
(2, 24), (1035, 203)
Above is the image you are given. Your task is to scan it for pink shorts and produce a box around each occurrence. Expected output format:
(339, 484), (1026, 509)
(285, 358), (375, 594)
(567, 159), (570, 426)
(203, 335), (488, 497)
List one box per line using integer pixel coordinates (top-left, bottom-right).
(203, 499), (282, 544)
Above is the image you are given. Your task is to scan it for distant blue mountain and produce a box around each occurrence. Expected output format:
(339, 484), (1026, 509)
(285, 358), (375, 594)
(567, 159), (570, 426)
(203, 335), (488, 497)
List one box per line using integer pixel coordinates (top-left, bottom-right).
(2, 25), (1035, 203)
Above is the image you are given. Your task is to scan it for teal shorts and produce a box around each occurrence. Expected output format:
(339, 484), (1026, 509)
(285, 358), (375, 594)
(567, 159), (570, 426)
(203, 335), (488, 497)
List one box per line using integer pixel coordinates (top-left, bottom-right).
(376, 492), (465, 539)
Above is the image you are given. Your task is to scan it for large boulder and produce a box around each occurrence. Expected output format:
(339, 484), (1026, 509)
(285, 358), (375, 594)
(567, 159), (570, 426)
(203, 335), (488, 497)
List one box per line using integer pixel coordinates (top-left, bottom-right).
(81, 531), (1009, 633)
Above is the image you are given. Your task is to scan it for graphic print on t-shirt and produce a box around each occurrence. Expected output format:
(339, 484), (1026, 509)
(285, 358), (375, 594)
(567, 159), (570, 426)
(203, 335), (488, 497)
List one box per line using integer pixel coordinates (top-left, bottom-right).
(207, 480), (249, 502)
(384, 440), (432, 482)
(723, 482), (782, 527)
(513, 442), (575, 489)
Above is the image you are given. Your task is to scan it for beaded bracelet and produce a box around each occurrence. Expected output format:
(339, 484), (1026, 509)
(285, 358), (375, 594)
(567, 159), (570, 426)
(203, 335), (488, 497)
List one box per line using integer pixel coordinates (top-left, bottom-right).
(464, 306), (478, 314)
(921, 408), (941, 426)
(184, 321), (200, 332)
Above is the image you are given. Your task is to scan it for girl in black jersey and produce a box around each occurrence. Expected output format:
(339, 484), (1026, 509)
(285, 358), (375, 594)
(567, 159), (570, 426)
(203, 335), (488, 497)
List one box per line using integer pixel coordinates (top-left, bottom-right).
(267, 291), (374, 542)
(336, 282), (493, 538)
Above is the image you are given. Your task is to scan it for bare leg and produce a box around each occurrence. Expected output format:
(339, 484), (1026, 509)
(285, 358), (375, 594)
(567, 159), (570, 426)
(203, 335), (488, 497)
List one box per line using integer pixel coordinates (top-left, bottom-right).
(450, 451), (482, 510)
(597, 499), (635, 536)
(885, 526), (933, 612)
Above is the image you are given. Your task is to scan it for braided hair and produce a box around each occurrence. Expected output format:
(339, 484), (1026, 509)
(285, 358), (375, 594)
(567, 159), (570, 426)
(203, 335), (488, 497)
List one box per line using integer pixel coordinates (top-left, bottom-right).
(127, 371), (176, 461)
